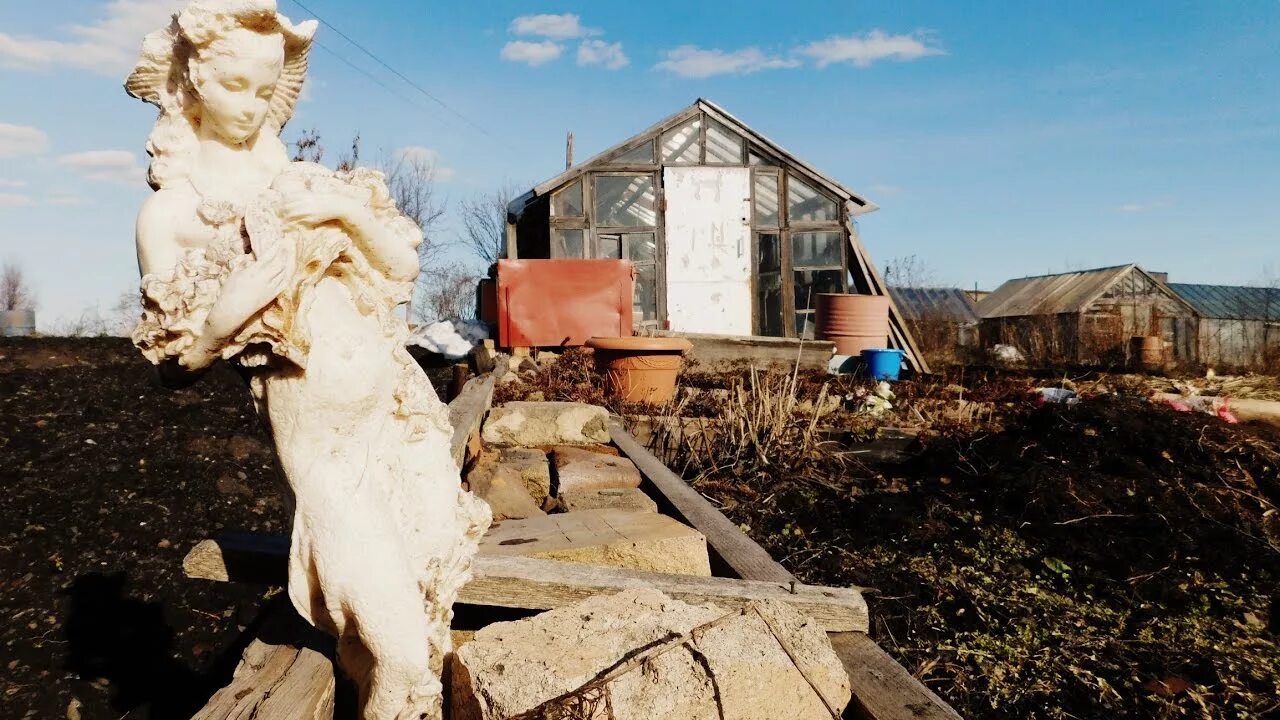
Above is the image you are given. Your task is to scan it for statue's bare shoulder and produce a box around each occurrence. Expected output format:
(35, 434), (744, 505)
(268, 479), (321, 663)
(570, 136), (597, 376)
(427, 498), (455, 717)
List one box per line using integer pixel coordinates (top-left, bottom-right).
(136, 186), (203, 277)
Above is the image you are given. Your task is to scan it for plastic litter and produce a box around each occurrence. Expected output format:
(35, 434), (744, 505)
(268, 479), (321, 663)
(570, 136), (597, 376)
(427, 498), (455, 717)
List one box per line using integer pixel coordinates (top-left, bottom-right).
(407, 320), (489, 360)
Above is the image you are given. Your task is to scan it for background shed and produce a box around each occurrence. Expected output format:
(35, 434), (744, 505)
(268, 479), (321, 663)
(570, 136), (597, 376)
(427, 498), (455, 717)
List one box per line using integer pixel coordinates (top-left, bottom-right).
(1168, 283), (1280, 370)
(977, 265), (1199, 365)
(888, 287), (979, 362)
(506, 98), (927, 372)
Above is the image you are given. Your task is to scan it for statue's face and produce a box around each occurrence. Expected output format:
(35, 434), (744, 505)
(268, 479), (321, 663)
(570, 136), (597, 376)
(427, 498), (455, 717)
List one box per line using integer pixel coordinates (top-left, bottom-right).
(194, 30), (285, 145)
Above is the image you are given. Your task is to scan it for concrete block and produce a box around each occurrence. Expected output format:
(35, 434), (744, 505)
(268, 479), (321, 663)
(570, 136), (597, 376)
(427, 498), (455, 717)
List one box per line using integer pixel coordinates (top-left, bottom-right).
(496, 447), (552, 504)
(560, 487), (658, 514)
(553, 445), (642, 495)
(482, 402), (610, 448)
(450, 588), (850, 720)
(480, 509), (711, 577)
(467, 464), (545, 521)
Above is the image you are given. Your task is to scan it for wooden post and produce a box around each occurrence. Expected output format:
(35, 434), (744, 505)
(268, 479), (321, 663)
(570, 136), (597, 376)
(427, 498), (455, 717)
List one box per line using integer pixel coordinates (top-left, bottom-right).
(566, 131), (574, 169)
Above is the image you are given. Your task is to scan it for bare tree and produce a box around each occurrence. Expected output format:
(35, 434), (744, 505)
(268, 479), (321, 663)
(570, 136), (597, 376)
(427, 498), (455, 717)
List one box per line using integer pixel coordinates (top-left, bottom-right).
(459, 183), (520, 266)
(290, 128), (324, 163)
(882, 255), (937, 289)
(417, 266), (478, 324)
(1, 262), (36, 311)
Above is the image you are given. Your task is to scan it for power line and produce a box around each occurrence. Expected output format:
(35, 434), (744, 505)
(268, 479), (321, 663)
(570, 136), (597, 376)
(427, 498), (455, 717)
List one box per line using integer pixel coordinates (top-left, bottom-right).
(311, 40), (431, 115)
(285, 0), (512, 149)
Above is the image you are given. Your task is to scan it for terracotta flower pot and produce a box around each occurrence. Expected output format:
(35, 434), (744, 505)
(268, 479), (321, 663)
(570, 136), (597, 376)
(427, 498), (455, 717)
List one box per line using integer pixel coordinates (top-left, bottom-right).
(586, 336), (693, 404)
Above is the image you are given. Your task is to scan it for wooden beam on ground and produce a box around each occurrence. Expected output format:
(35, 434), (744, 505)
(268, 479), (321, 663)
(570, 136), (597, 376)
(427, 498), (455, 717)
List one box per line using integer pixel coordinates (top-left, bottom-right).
(448, 373), (496, 468)
(649, 330), (836, 372)
(609, 420), (963, 720)
(608, 418), (796, 583)
(829, 632), (962, 720)
(192, 638), (333, 720)
(183, 536), (867, 632)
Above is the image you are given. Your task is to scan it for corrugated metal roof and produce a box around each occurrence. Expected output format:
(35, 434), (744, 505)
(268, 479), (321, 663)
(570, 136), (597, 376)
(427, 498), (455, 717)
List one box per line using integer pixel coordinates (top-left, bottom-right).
(1168, 283), (1280, 321)
(977, 265), (1137, 319)
(889, 287), (979, 324)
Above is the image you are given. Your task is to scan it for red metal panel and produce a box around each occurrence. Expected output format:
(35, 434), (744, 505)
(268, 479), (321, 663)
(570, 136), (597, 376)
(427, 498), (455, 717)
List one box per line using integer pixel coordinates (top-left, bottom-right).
(497, 259), (634, 348)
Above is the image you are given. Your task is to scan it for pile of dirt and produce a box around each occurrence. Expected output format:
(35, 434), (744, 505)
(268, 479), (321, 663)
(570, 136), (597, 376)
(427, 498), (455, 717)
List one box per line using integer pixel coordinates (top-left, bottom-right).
(0, 337), (448, 720)
(691, 394), (1280, 719)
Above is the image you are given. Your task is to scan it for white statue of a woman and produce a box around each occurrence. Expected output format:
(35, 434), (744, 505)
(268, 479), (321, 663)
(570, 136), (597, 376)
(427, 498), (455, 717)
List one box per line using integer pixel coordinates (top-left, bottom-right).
(125, 2), (490, 718)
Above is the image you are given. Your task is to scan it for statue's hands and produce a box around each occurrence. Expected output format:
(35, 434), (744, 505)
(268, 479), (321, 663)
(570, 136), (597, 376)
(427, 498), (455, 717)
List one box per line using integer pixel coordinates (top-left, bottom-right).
(280, 194), (366, 229)
(206, 243), (292, 338)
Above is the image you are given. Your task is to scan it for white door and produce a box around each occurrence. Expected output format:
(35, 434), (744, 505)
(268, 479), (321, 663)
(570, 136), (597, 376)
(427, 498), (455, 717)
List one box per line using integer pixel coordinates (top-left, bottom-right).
(663, 166), (753, 335)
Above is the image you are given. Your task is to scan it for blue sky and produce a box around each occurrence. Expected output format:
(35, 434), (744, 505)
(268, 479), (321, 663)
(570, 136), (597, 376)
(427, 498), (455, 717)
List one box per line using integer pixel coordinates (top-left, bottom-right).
(1, 0), (1277, 328)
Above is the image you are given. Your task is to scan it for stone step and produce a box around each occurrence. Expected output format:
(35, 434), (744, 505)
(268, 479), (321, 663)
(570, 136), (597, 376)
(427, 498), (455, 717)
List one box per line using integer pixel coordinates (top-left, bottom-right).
(479, 509), (711, 577)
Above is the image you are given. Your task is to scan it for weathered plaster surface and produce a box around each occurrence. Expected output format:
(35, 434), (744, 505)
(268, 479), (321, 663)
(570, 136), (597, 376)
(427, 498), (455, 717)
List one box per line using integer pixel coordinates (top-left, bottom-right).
(663, 166), (753, 335)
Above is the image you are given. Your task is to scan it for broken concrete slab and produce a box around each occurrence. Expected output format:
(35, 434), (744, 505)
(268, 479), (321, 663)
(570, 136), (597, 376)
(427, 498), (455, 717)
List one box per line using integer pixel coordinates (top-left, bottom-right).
(466, 464), (545, 521)
(480, 509), (711, 576)
(553, 445), (642, 495)
(450, 588), (850, 720)
(482, 402), (610, 448)
(495, 447), (551, 504)
(560, 487), (657, 514)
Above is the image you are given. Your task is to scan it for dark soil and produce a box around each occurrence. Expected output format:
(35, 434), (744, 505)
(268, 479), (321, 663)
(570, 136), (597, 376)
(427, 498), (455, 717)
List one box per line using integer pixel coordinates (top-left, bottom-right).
(0, 337), (452, 720)
(691, 390), (1280, 719)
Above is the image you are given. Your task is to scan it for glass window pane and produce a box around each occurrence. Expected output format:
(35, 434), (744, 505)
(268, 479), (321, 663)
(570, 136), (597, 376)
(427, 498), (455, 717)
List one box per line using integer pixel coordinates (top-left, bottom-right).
(758, 272), (784, 337)
(793, 269), (845, 314)
(661, 116), (701, 164)
(757, 232), (780, 273)
(753, 174), (779, 227)
(612, 140), (655, 164)
(787, 175), (840, 223)
(551, 179), (583, 217)
(552, 228), (584, 258)
(598, 232), (621, 259)
(706, 120), (743, 164)
(749, 150), (778, 166)
(593, 174), (657, 227)
(624, 232), (656, 263)
(795, 312), (816, 340)
(792, 231), (842, 267)
(633, 263), (658, 324)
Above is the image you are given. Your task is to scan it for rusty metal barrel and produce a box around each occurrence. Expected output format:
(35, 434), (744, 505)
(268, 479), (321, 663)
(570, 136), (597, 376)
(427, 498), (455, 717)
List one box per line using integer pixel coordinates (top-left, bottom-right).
(815, 293), (889, 356)
(1134, 335), (1164, 369)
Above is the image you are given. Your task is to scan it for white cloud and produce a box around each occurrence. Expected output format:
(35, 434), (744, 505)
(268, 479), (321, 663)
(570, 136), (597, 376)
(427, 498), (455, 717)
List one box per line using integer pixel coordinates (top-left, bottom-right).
(0, 0), (184, 76)
(509, 14), (599, 40)
(655, 45), (800, 78)
(500, 40), (563, 67)
(46, 194), (89, 207)
(577, 40), (628, 70)
(0, 123), (50, 158)
(0, 192), (35, 208)
(0, 178), (29, 188)
(395, 146), (455, 182)
(58, 150), (146, 185)
(798, 30), (944, 69)
(1117, 200), (1170, 213)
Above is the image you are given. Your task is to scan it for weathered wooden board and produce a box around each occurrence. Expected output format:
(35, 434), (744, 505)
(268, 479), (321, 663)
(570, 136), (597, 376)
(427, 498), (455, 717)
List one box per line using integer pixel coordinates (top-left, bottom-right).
(192, 638), (333, 720)
(609, 420), (963, 720)
(448, 373), (496, 468)
(183, 536), (868, 632)
(608, 418), (796, 583)
(647, 329), (835, 372)
(830, 632), (963, 720)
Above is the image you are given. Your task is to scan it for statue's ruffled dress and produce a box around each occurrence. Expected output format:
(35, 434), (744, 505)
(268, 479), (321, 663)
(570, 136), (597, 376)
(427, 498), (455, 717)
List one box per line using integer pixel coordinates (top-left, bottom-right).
(134, 163), (491, 715)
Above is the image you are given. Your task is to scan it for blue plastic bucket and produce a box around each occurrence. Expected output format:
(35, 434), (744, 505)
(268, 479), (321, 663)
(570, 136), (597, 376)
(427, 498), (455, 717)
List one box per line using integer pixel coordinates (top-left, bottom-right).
(861, 348), (905, 381)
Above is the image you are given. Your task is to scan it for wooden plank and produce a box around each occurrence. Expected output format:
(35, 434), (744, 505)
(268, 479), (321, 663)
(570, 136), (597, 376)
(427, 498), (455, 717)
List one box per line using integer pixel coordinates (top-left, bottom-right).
(612, 420), (964, 719)
(608, 419), (796, 583)
(448, 373), (496, 468)
(192, 638), (333, 720)
(649, 329), (835, 372)
(182, 536), (868, 632)
(830, 632), (962, 720)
